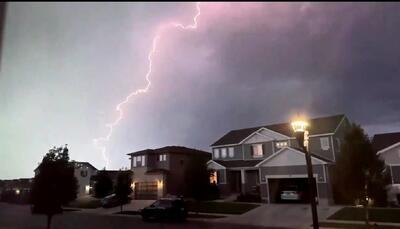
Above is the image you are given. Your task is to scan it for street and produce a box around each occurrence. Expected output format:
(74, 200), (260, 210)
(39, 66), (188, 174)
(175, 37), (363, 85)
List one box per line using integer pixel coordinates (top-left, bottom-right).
(0, 203), (286, 229)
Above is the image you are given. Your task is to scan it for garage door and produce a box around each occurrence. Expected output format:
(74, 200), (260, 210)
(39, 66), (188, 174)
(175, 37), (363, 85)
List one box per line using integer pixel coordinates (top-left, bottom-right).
(134, 181), (158, 200)
(268, 178), (316, 204)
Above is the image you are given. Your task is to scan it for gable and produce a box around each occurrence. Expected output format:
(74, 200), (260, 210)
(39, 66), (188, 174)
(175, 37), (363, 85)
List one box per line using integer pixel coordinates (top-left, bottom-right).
(243, 128), (289, 144)
(257, 147), (327, 167)
(379, 143), (400, 165)
(207, 160), (225, 170)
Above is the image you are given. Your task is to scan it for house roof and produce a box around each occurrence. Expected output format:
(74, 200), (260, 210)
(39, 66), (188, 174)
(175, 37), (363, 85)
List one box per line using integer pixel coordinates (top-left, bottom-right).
(72, 161), (98, 171)
(372, 132), (400, 152)
(213, 160), (263, 168)
(211, 114), (345, 147)
(34, 161), (98, 172)
(127, 146), (211, 156)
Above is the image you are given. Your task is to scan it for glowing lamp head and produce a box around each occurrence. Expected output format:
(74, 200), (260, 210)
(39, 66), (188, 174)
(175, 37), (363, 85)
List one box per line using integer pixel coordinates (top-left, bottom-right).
(291, 120), (308, 133)
(15, 189), (20, 195)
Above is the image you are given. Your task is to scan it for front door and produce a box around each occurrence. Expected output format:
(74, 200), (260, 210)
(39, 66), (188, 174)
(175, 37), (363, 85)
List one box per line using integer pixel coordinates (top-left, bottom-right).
(229, 171), (242, 193)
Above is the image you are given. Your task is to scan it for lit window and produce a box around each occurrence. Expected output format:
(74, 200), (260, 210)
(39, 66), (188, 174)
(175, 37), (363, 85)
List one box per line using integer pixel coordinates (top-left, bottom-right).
(133, 157), (137, 167)
(276, 141), (288, 149)
(137, 156), (141, 162)
(210, 171), (218, 184)
(228, 147), (234, 158)
(320, 137), (330, 151)
(142, 155), (145, 166)
(252, 144), (263, 158)
(159, 154), (167, 161)
(221, 148), (227, 158)
(214, 149), (220, 159)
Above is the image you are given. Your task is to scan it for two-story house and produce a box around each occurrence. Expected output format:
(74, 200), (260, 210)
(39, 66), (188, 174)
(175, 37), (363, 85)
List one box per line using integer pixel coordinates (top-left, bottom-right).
(207, 114), (350, 205)
(128, 146), (211, 200)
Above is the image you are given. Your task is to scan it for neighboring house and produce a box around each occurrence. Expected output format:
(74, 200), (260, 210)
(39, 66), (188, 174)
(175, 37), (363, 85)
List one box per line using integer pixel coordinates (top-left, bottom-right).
(372, 132), (400, 185)
(372, 132), (400, 205)
(0, 178), (32, 195)
(71, 161), (98, 197)
(128, 146), (211, 200)
(207, 114), (350, 205)
(34, 161), (98, 198)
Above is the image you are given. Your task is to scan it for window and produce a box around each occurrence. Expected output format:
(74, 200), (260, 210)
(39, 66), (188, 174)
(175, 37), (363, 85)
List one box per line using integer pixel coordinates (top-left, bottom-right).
(210, 171), (218, 184)
(276, 141), (288, 149)
(252, 144), (263, 158)
(214, 148), (220, 159)
(228, 147), (234, 158)
(221, 148), (227, 158)
(320, 137), (330, 151)
(132, 155), (145, 167)
(159, 154), (167, 162)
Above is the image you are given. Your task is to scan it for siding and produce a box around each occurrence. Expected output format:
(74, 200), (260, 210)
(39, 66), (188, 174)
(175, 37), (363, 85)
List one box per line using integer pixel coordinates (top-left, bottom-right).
(308, 136), (334, 161)
(260, 165), (325, 183)
(243, 142), (274, 160)
(391, 165), (400, 184)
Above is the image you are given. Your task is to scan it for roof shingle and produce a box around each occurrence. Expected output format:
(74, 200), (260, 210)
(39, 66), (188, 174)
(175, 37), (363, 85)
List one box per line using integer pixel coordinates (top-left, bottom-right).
(211, 114), (345, 147)
(372, 132), (400, 152)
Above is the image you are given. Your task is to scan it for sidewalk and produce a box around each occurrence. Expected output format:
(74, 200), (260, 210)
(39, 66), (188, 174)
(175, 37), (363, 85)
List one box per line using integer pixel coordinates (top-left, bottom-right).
(320, 219), (400, 227)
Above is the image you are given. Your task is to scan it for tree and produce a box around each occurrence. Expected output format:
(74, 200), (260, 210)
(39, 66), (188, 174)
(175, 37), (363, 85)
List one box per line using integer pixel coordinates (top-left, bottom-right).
(333, 124), (391, 207)
(30, 145), (78, 229)
(114, 170), (132, 213)
(184, 154), (216, 200)
(93, 170), (113, 198)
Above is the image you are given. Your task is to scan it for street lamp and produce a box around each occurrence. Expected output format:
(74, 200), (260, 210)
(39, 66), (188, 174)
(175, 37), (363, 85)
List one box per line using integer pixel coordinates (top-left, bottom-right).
(291, 118), (319, 229)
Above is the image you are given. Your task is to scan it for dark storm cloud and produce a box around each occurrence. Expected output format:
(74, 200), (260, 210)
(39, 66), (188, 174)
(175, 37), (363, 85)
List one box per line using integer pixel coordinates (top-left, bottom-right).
(2, 2), (400, 178)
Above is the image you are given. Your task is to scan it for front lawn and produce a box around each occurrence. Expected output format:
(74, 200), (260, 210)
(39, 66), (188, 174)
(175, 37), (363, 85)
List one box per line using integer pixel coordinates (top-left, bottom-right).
(187, 201), (260, 215)
(328, 207), (400, 223)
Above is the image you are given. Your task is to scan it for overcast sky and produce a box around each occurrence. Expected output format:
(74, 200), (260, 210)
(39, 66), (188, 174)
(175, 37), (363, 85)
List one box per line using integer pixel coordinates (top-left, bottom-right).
(1, 2), (400, 179)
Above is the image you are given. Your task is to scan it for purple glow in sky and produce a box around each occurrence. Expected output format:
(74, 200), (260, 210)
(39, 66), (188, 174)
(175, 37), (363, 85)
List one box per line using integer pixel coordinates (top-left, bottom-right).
(1, 2), (400, 179)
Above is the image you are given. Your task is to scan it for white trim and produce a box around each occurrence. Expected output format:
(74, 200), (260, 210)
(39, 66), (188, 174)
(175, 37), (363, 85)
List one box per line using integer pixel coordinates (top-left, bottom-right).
(323, 164), (327, 183)
(387, 163), (400, 166)
(210, 143), (239, 148)
(333, 116), (346, 134)
(257, 127), (291, 139)
(330, 136), (336, 162)
(378, 142), (400, 155)
(390, 165), (394, 184)
(206, 160), (226, 169)
(309, 133), (334, 137)
(255, 147), (328, 167)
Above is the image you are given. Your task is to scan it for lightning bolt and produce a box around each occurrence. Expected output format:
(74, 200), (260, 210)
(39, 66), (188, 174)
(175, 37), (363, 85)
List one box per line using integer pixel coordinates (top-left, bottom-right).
(93, 2), (201, 168)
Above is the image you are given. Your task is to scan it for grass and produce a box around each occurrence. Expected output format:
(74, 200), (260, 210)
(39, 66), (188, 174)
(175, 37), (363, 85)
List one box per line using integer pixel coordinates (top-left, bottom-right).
(187, 201), (260, 215)
(319, 222), (400, 229)
(67, 197), (101, 209)
(328, 207), (400, 223)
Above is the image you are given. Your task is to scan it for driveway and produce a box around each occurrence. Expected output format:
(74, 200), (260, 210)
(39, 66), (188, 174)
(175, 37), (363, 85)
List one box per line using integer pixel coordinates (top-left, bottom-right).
(214, 204), (342, 228)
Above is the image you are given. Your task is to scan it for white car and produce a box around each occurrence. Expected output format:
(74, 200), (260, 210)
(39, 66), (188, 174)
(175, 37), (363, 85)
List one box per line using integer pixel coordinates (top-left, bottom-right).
(280, 190), (301, 201)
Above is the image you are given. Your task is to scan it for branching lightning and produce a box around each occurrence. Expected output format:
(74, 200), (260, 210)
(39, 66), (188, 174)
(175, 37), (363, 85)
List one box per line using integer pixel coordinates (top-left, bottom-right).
(93, 2), (201, 168)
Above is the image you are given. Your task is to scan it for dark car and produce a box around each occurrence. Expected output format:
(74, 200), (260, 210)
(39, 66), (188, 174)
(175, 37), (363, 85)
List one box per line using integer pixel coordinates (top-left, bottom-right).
(140, 198), (188, 222)
(101, 194), (131, 208)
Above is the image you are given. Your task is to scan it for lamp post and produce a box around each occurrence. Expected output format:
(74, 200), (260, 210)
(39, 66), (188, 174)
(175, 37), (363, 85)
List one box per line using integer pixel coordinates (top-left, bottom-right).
(291, 119), (319, 229)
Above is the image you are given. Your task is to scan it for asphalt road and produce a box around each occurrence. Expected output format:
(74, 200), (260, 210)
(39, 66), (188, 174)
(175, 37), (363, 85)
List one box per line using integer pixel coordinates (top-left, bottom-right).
(0, 203), (286, 229)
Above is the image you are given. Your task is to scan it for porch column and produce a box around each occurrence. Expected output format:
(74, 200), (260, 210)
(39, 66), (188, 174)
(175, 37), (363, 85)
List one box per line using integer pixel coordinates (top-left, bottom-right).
(241, 169), (246, 193)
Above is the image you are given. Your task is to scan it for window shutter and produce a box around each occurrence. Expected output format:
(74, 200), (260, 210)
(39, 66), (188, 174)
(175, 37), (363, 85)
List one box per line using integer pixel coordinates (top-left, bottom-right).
(250, 145), (254, 156)
(262, 144), (266, 155)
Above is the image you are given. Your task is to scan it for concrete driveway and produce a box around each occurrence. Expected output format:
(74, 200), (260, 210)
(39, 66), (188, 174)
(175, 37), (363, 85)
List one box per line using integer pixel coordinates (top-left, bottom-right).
(214, 204), (342, 228)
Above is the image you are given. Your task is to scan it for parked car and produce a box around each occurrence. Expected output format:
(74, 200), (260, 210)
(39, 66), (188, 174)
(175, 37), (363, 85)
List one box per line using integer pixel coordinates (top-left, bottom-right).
(280, 186), (302, 201)
(101, 194), (131, 208)
(140, 198), (188, 222)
